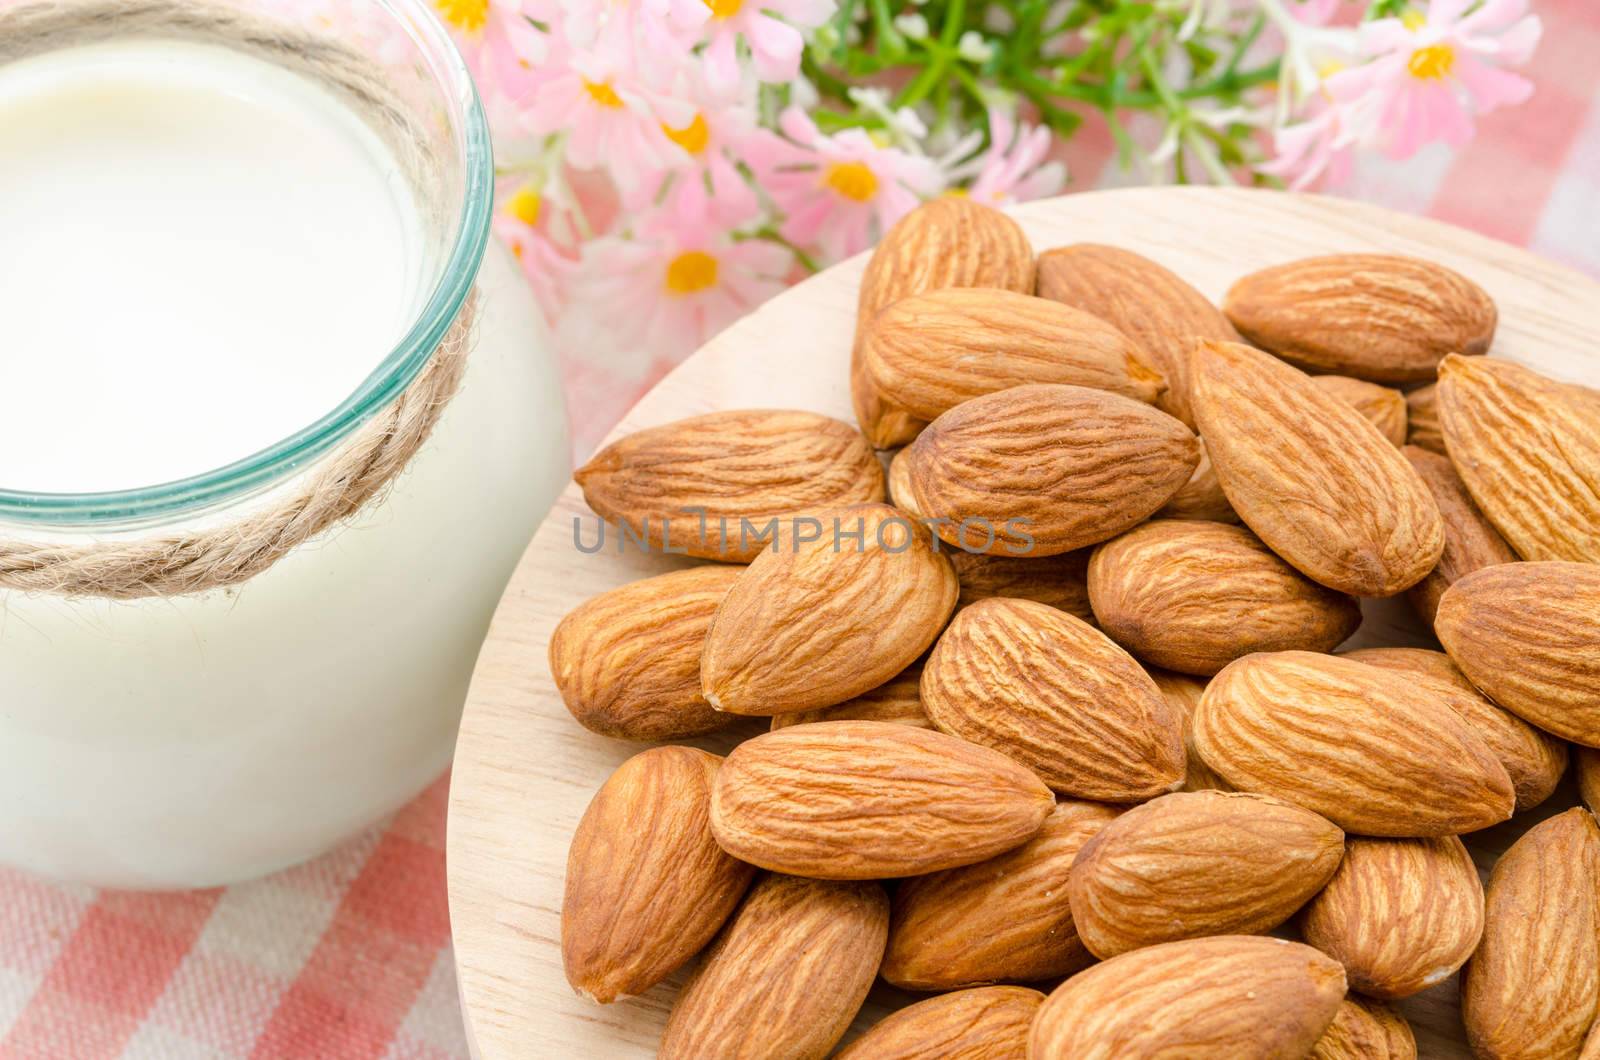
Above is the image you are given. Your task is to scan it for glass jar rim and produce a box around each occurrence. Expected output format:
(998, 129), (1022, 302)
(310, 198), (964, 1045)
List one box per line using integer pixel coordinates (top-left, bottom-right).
(0, 0), (493, 528)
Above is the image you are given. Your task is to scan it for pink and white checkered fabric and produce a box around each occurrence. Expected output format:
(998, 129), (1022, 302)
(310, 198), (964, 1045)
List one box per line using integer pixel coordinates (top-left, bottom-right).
(2, 2), (1597, 1055)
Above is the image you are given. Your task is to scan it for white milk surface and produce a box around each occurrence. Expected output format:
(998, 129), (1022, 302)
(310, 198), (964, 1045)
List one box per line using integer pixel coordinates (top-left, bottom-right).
(0, 39), (424, 493)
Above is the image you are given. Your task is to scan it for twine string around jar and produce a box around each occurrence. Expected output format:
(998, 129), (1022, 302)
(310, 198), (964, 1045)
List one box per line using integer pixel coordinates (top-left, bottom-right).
(0, 0), (487, 600)
(0, 295), (477, 600)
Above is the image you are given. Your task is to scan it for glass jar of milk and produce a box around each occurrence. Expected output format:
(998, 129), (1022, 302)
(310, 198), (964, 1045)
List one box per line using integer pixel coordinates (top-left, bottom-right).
(0, 0), (568, 887)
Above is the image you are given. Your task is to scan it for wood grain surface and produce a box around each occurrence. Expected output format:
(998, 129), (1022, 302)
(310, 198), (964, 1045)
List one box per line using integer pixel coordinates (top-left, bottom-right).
(446, 186), (1600, 1058)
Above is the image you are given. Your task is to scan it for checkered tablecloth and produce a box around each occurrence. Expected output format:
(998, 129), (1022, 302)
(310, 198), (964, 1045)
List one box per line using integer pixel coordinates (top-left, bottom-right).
(2, 2), (1597, 1056)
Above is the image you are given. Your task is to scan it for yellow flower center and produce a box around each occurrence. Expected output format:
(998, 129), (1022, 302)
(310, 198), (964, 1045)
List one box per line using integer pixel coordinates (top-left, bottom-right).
(1317, 59), (1346, 79)
(823, 161), (879, 203)
(506, 185), (542, 227)
(1401, 9), (1427, 30)
(1407, 43), (1456, 80)
(434, 0), (487, 32)
(665, 250), (719, 295)
(584, 80), (624, 108)
(663, 114), (711, 155)
(705, 0), (742, 18)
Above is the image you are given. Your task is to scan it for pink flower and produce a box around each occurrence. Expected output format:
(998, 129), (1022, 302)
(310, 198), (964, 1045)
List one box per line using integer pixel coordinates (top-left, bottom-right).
(701, 0), (836, 89)
(493, 178), (579, 321)
(574, 183), (791, 357)
(956, 108), (1066, 207)
(563, 0), (708, 77)
(430, 0), (548, 99)
(751, 108), (943, 261)
(1261, 96), (1367, 190)
(1289, 0), (1344, 26)
(1329, 0), (1541, 160)
(520, 42), (692, 187)
(627, 72), (763, 225)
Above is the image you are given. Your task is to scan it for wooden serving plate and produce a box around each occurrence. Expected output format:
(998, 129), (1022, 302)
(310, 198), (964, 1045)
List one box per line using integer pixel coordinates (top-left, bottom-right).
(446, 186), (1600, 1058)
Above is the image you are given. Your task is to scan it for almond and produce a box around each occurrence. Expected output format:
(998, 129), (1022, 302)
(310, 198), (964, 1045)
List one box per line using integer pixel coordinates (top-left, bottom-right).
(949, 548), (1093, 622)
(882, 800), (1119, 990)
(1036, 243), (1239, 427)
(1028, 935), (1346, 1059)
(1067, 790), (1343, 959)
(836, 986), (1044, 1060)
(768, 659), (930, 731)
(853, 198), (1034, 448)
(1463, 808), (1600, 1060)
(1191, 340), (1445, 597)
(1222, 254), (1496, 383)
(1311, 375), (1408, 446)
(1149, 669), (1231, 792)
(1343, 647), (1566, 812)
(575, 410), (884, 562)
(549, 566), (741, 740)
(901, 383), (1198, 557)
(1298, 836), (1484, 999)
(562, 747), (757, 1003)
(700, 503), (957, 715)
(1398, 445), (1518, 626)
(1435, 561), (1600, 746)
(1405, 383), (1444, 454)
(1308, 997), (1416, 1060)
(1436, 354), (1600, 563)
(709, 720), (1053, 879)
(1580, 747), (1600, 816)
(1087, 520), (1361, 676)
(659, 874), (888, 1060)
(921, 598), (1186, 801)
(859, 287), (1166, 446)
(1156, 438), (1238, 523)
(1192, 651), (1514, 836)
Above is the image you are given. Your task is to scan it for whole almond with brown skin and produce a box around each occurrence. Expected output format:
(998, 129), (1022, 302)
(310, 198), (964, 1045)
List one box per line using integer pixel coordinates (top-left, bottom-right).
(1222, 254), (1496, 383)
(1309, 997), (1417, 1060)
(549, 566), (740, 740)
(836, 986), (1044, 1060)
(1436, 354), (1600, 563)
(1193, 651), (1514, 836)
(1311, 375), (1408, 446)
(1088, 520), (1361, 676)
(1399, 445), (1517, 625)
(860, 287), (1167, 445)
(922, 598), (1185, 801)
(1406, 383), (1444, 454)
(562, 747), (756, 1003)
(1028, 935), (1346, 1060)
(1436, 561), (1600, 746)
(1036, 244), (1239, 427)
(1157, 438), (1239, 523)
(853, 198), (1033, 447)
(1191, 340), (1445, 597)
(950, 548), (1093, 622)
(887, 445), (919, 514)
(769, 659), (929, 731)
(1298, 836), (1484, 999)
(1463, 808), (1600, 1060)
(1149, 669), (1231, 792)
(710, 720), (1053, 879)
(882, 800), (1119, 990)
(701, 503), (956, 716)
(659, 873), (888, 1060)
(1067, 790), (1343, 959)
(1343, 647), (1565, 812)
(902, 384), (1198, 557)
(575, 410), (883, 562)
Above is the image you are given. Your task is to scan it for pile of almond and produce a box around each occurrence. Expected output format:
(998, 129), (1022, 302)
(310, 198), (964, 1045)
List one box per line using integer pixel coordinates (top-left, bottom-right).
(550, 197), (1600, 1059)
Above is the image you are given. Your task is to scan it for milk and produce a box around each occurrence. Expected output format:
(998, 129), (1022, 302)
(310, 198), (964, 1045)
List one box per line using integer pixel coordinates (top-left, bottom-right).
(0, 27), (569, 887)
(0, 39), (424, 493)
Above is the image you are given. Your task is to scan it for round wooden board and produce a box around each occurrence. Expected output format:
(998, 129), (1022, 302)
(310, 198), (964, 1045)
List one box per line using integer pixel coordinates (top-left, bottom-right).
(446, 186), (1600, 1058)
